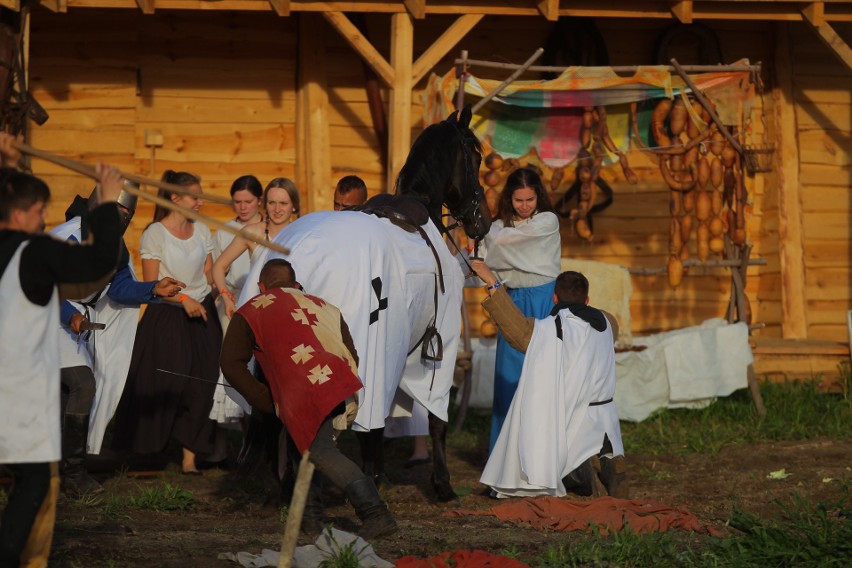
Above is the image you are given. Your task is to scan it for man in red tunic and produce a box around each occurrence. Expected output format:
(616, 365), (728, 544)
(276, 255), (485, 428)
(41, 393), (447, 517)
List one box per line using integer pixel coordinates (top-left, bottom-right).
(220, 258), (397, 539)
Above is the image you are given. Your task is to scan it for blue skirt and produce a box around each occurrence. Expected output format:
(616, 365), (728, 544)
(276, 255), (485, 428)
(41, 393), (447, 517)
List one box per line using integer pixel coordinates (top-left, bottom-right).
(490, 280), (556, 452)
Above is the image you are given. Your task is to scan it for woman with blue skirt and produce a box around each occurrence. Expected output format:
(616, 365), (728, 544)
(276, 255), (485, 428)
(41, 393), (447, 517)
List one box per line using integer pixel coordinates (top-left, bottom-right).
(483, 168), (561, 453)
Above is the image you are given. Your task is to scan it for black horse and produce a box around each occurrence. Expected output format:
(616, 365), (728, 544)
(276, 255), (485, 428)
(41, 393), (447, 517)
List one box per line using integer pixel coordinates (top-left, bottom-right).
(239, 107), (490, 502)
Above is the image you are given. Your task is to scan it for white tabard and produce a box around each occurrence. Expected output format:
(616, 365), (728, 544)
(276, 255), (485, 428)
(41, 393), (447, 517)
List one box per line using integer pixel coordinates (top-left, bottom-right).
(0, 243), (62, 463)
(238, 211), (463, 431)
(480, 307), (624, 497)
(51, 218), (140, 454)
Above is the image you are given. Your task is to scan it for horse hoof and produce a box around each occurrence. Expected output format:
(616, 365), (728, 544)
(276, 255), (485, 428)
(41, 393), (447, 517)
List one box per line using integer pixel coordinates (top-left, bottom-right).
(436, 490), (460, 504)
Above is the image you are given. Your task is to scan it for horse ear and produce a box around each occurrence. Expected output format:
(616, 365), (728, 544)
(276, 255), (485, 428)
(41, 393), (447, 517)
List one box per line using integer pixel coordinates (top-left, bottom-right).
(459, 105), (473, 128)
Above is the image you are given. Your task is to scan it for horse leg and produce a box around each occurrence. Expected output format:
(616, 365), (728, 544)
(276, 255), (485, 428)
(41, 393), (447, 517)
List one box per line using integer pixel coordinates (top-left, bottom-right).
(428, 412), (458, 502)
(356, 428), (387, 487)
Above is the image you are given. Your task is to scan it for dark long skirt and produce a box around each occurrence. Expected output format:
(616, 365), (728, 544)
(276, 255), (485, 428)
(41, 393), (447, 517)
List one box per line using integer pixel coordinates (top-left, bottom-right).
(111, 295), (221, 456)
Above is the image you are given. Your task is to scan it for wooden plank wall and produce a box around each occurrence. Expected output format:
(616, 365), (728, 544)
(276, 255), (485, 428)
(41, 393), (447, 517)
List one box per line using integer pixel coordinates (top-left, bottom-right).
(788, 22), (852, 343)
(26, 12), (850, 354)
(29, 9), (298, 268)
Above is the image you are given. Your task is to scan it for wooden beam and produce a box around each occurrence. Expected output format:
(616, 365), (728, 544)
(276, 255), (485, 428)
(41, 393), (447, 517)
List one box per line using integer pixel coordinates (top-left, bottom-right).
(412, 14), (483, 84)
(268, 0), (290, 17)
(38, 0), (66, 12)
(299, 13), (332, 212)
(803, 3), (852, 72)
(0, 0), (20, 11)
(537, 0), (559, 21)
(322, 11), (395, 88)
(135, 0), (154, 14)
(671, 1), (694, 23)
(774, 23), (808, 339)
(403, 0), (425, 19)
(802, 1), (825, 26)
(387, 13), (413, 192)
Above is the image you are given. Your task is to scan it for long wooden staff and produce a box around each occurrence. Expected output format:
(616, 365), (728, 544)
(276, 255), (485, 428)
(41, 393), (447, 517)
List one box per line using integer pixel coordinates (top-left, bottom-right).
(11, 140), (290, 256)
(278, 451), (316, 568)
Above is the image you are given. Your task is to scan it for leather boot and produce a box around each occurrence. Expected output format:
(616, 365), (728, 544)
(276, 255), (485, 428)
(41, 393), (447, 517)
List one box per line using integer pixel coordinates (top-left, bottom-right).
(301, 475), (325, 536)
(599, 455), (629, 498)
(344, 477), (398, 539)
(562, 457), (605, 497)
(61, 413), (102, 497)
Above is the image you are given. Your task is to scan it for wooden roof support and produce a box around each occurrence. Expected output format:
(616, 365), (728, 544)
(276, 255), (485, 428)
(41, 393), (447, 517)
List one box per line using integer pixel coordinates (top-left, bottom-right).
(322, 11), (395, 88)
(774, 23), (808, 339)
(37, 0), (66, 12)
(671, 1), (694, 24)
(387, 12), (413, 191)
(298, 13), (332, 212)
(0, 1), (20, 10)
(412, 14), (483, 84)
(268, 0), (290, 17)
(537, 0), (559, 22)
(135, 0), (154, 14)
(802, 2), (852, 72)
(404, 0), (426, 19)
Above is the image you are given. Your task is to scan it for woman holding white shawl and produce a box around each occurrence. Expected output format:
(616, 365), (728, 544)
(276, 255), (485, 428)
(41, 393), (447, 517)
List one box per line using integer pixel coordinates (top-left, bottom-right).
(483, 168), (561, 453)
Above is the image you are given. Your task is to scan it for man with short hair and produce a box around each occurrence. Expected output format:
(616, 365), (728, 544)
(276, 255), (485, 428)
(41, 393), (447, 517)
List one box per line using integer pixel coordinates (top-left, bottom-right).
(220, 259), (398, 539)
(333, 175), (367, 210)
(0, 133), (125, 566)
(472, 260), (628, 499)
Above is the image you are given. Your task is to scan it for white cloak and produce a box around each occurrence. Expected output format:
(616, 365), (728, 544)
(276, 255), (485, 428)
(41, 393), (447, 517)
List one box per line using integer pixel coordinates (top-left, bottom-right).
(239, 211), (463, 431)
(51, 218), (139, 454)
(481, 307), (624, 497)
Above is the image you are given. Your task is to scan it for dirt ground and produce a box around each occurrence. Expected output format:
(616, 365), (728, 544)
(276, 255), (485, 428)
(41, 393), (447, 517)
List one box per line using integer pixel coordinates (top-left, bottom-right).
(34, 431), (851, 567)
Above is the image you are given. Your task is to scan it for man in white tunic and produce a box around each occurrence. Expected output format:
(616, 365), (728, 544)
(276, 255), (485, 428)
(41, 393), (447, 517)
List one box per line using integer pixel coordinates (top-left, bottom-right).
(472, 260), (628, 499)
(0, 134), (124, 566)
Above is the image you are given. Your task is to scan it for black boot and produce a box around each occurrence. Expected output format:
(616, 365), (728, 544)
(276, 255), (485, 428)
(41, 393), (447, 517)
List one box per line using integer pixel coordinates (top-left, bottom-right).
(599, 455), (629, 498)
(61, 413), (102, 497)
(344, 477), (398, 540)
(301, 475), (325, 536)
(562, 457), (605, 497)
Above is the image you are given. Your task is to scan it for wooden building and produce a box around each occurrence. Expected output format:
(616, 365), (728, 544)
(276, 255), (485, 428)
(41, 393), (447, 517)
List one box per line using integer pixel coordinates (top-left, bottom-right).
(3, 1), (851, 379)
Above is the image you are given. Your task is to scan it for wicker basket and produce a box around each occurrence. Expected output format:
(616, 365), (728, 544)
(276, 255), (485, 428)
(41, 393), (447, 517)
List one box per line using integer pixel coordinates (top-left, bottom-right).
(743, 144), (775, 174)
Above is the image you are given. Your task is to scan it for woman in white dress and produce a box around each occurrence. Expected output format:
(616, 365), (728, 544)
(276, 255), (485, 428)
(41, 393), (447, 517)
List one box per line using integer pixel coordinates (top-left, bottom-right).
(484, 167), (561, 453)
(208, 176), (263, 426)
(111, 171), (221, 474)
(213, 177), (299, 319)
(213, 175), (263, 325)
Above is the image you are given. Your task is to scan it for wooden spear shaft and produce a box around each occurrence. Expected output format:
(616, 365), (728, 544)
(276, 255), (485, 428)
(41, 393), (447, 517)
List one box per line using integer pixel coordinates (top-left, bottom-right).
(10, 140), (234, 206)
(278, 451), (317, 568)
(10, 140), (290, 256)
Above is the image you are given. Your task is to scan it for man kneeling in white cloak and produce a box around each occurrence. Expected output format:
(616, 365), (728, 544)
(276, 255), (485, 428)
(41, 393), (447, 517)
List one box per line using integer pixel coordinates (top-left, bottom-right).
(472, 260), (627, 499)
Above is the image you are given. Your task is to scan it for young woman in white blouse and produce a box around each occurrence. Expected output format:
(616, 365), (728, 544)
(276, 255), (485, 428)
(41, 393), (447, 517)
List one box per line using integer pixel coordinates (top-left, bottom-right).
(213, 177), (299, 319)
(111, 171), (221, 475)
(483, 167), (562, 453)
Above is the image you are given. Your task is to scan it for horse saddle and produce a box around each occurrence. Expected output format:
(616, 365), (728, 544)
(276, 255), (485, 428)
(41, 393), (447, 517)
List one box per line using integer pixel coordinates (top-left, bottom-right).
(349, 194), (430, 233)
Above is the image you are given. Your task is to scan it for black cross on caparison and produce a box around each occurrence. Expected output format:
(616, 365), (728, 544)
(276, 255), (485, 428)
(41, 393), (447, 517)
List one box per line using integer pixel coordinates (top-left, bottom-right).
(369, 277), (388, 325)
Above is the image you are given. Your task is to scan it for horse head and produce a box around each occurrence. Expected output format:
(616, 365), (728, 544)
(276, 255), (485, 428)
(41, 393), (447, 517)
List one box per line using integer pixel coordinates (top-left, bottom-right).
(395, 106), (492, 240)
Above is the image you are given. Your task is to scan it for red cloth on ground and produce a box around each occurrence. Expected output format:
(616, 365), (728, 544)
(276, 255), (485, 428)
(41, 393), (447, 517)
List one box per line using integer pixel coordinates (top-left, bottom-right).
(396, 550), (530, 568)
(446, 496), (723, 537)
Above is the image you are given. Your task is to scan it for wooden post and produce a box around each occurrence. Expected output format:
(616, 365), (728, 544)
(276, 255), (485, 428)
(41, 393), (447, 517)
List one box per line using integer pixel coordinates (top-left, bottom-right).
(387, 13), (414, 192)
(298, 14), (332, 212)
(277, 451), (317, 568)
(774, 23), (808, 339)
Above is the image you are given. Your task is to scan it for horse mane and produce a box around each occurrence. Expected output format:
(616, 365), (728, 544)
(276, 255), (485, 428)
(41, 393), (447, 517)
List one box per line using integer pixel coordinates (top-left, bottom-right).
(394, 118), (482, 224)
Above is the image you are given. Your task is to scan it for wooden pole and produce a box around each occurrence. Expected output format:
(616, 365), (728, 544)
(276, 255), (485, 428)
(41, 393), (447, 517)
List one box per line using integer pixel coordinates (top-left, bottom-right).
(747, 364), (766, 417)
(670, 59), (744, 155)
(11, 140), (290, 256)
(387, 13), (413, 192)
(278, 451), (317, 568)
(774, 23), (809, 339)
(453, 59), (760, 75)
(471, 47), (544, 115)
(11, 140), (233, 206)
